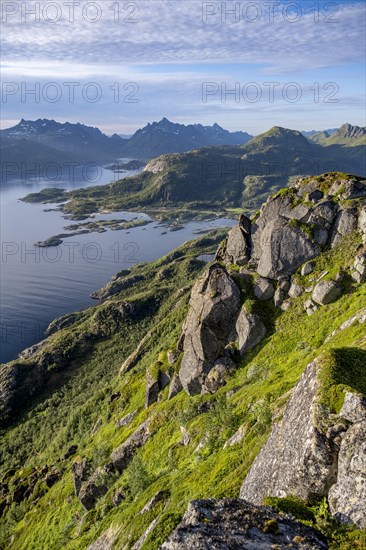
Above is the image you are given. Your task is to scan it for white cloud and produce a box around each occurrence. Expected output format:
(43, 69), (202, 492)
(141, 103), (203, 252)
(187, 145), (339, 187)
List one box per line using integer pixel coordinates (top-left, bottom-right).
(1, 1), (365, 73)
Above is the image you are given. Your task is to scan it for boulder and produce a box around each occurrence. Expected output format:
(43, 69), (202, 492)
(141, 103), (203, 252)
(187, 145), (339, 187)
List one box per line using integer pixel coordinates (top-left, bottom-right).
(301, 261), (315, 276)
(256, 218), (319, 279)
(289, 282), (303, 299)
(313, 227), (328, 247)
(330, 209), (357, 248)
(328, 421), (366, 529)
(116, 410), (138, 429)
(339, 392), (366, 423)
(216, 214), (251, 266)
(179, 265), (241, 395)
(312, 281), (342, 306)
(254, 277), (275, 301)
(168, 373), (183, 400)
(240, 361), (338, 504)
(309, 201), (337, 226)
(110, 420), (151, 472)
(145, 365), (170, 408)
(223, 425), (247, 449)
(202, 356), (237, 393)
(236, 310), (266, 355)
(308, 189), (324, 202)
(274, 287), (286, 307)
(161, 499), (327, 549)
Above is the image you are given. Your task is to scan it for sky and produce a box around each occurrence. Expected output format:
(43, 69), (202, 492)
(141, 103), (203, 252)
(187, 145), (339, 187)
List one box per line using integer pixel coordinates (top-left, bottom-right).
(1, 0), (365, 135)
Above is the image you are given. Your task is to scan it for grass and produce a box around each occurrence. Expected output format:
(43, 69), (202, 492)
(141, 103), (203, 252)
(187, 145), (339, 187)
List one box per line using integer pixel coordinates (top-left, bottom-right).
(0, 219), (366, 548)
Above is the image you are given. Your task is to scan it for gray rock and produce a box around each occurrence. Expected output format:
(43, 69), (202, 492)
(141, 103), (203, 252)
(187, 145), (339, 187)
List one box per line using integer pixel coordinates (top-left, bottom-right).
(223, 425), (247, 449)
(72, 459), (90, 497)
(167, 350), (179, 365)
(240, 361), (338, 503)
(216, 214), (251, 266)
(168, 373), (183, 400)
(274, 287), (286, 307)
(112, 488), (125, 506)
(203, 356), (236, 393)
(330, 209), (357, 248)
(313, 227), (328, 247)
(339, 392), (366, 423)
(328, 421), (366, 529)
(87, 527), (117, 550)
(256, 218), (320, 279)
(308, 189), (324, 202)
(355, 260), (366, 276)
(116, 410), (138, 429)
(180, 426), (190, 446)
(301, 261), (316, 276)
(253, 277), (275, 301)
(161, 499), (327, 549)
(145, 365), (170, 408)
(358, 205), (366, 235)
(139, 490), (167, 515)
(278, 276), (290, 291)
(289, 282), (303, 298)
(309, 202), (337, 226)
(110, 420), (151, 472)
(351, 270), (366, 283)
(312, 281), (342, 306)
(75, 466), (108, 510)
(179, 265), (241, 395)
(236, 309), (266, 355)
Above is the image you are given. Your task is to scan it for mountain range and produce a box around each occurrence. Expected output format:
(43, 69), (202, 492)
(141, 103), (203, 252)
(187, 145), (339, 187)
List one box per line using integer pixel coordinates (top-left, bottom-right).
(23, 123), (365, 218)
(0, 118), (252, 176)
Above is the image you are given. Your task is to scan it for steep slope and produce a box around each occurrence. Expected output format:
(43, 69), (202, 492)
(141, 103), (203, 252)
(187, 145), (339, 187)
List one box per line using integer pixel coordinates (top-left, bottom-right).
(0, 174), (366, 549)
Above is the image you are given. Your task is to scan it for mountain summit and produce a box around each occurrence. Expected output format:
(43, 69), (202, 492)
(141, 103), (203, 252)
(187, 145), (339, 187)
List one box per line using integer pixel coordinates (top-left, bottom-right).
(122, 118), (252, 158)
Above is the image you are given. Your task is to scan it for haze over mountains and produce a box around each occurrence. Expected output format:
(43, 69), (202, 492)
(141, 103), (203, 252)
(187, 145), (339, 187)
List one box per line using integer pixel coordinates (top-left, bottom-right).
(1, 119), (365, 184)
(0, 117), (252, 171)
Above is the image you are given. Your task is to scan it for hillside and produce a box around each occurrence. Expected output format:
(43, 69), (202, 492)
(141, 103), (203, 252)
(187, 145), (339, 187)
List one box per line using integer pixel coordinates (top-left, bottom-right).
(1, 172), (366, 549)
(0, 119), (253, 172)
(21, 125), (366, 220)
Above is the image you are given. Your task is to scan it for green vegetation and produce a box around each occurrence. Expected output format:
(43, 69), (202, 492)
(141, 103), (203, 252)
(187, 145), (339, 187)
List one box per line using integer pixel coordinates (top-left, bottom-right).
(318, 348), (366, 413)
(0, 221), (365, 548)
(264, 496), (366, 549)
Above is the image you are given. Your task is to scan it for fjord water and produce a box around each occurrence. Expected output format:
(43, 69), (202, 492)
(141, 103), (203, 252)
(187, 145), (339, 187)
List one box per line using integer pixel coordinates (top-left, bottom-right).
(0, 165), (235, 363)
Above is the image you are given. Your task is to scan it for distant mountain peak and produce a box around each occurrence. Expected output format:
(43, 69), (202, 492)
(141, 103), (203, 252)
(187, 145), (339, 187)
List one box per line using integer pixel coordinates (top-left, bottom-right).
(335, 123), (366, 139)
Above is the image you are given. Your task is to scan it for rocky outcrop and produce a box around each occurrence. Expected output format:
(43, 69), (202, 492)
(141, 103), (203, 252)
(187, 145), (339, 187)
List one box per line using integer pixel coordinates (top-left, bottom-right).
(235, 309), (266, 355)
(256, 218), (320, 279)
(240, 356), (366, 529)
(145, 364), (170, 407)
(161, 499), (327, 549)
(328, 421), (366, 529)
(312, 280), (342, 306)
(215, 214), (251, 265)
(240, 361), (338, 504)
(178, 264), (241, 395)
(110, 420), (151, 472)
(330, 209), (357, 248)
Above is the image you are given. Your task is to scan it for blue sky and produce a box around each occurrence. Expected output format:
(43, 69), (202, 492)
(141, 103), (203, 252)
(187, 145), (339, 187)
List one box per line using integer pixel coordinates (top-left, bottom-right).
(1, 0), (365, 134)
